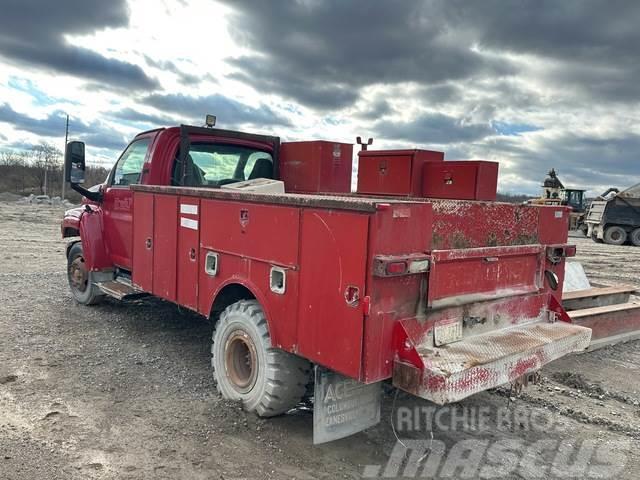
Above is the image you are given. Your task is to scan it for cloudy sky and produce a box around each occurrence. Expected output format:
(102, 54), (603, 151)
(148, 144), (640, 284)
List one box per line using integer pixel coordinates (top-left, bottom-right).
(0, 0), (639, 195)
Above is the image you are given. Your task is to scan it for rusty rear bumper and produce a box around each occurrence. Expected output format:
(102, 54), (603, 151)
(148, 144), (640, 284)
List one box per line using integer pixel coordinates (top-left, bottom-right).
(393, 321), (591, 405)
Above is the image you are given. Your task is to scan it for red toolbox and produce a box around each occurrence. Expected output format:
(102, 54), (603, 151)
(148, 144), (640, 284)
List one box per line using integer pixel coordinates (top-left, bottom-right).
(280, 141), (353, 193)
(357, 149), (443, 196)
(423, 160), (498, 201)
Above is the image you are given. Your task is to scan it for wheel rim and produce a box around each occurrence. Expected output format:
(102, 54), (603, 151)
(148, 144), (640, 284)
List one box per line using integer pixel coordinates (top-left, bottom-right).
(68, 255), (89, 293)
(224, 330), (258, 393)
(611, 230), (622, 241)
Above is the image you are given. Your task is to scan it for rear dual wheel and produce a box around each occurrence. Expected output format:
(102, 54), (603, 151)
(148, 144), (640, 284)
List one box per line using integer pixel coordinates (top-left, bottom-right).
(603, 226), (627, 245)
(631, 228), (640, 247)
(211, 300), (311, 417)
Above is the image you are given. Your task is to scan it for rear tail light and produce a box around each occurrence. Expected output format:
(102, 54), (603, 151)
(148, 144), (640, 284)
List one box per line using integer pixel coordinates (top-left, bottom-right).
(386, 261), (408, 275)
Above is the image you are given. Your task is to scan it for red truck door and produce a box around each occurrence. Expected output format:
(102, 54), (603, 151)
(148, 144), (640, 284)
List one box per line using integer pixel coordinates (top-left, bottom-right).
(102, 137), (153, 270)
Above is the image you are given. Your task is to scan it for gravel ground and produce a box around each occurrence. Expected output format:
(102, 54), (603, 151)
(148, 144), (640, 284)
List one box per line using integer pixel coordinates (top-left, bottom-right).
(0, 201), (638, 479)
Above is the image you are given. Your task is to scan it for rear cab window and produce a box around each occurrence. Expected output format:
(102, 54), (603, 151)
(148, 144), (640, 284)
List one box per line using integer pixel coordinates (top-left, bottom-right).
(172, 143), (273, 187)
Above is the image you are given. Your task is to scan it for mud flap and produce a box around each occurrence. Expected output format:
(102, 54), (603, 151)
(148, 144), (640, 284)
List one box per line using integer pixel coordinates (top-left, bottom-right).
(312, 366), (382, 444)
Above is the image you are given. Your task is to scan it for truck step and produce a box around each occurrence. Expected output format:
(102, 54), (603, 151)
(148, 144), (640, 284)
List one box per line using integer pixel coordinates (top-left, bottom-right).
(96, 280), (148, 300)
(393, 321), (591, 405)
(562, 285), (637, 311)
(568, 301), (640, 350)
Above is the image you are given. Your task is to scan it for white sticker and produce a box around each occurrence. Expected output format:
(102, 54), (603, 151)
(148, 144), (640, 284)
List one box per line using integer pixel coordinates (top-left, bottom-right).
(180, 204), (198, 215)
(555, 211), (563, 218)
(180, 217), (198, 230)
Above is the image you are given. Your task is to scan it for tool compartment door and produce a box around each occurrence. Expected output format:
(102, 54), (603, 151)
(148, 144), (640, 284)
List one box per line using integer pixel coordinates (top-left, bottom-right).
(297, 209), (369, 379)
(428, 245), (544, 309)
(132, 192), (154, 291)
(177, 198), (200, 310)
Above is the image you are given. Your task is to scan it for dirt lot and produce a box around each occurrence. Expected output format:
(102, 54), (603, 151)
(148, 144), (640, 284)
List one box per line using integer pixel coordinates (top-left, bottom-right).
(0, 201), (639, 479)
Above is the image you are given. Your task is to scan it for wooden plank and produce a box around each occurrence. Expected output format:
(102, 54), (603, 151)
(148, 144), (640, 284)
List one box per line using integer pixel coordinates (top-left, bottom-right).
(568, 301), (640, 319)
(563, 285), (637, 301)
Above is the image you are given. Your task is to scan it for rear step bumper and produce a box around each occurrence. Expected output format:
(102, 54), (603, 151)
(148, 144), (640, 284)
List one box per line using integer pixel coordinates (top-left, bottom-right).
(393, 321), (591, 405)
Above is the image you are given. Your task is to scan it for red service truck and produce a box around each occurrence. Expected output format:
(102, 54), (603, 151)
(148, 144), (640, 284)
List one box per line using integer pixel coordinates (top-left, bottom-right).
(62, 122), (591, 443)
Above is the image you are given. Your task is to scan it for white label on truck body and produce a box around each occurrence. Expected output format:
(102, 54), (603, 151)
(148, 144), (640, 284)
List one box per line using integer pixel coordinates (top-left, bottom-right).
(180, 204), (198, 215)
(180, 217), (198, 230)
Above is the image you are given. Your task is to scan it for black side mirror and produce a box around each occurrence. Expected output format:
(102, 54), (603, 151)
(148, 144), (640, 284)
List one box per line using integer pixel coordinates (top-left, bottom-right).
(65, 141), (102, 202)
(65, 141), (86, 184)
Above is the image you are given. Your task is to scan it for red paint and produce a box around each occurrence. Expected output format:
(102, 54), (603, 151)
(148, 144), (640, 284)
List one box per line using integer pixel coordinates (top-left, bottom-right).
(280, 141), (353, 193)
(357, 149), (443, 196)
(423, 161), (498, 201)
(63, 123), (592, 405)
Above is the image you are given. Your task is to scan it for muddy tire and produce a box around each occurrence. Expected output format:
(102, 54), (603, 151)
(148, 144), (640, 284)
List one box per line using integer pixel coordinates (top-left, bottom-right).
(67, 242), (104, 305)
(630, 228), (640, 247)
(212, 299), (311, 417)
(603, 226), (627, 245)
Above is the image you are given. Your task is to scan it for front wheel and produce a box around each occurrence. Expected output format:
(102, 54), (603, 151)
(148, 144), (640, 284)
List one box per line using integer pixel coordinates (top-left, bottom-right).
(67, 242), (104, 305)
(211, 299), (311, 417)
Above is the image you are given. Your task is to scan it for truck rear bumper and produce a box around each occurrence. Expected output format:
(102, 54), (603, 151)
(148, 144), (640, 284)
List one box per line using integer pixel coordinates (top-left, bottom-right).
(393, 321), (591, 404)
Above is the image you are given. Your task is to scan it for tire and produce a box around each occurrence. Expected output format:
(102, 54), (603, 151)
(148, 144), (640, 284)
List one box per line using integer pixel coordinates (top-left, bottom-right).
(631, 228), (640, 247)
(603, 226), (627, 245)
(212, 299), (311, 417)
(67, 242), (104, 305)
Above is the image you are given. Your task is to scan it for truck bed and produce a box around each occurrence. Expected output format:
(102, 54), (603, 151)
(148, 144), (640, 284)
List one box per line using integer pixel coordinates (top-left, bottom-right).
(132, 185), (420, 213)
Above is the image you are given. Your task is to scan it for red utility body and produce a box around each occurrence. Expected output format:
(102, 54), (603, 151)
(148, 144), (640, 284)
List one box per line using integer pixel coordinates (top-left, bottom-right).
(62, 124), (591, 408)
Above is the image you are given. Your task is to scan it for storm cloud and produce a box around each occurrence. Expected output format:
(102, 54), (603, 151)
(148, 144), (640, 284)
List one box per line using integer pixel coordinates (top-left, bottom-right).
(0, 0), (158, 90)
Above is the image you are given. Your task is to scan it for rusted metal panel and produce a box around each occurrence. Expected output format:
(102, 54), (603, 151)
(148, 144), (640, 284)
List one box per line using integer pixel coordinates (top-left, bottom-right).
(152, 195), (178, 301)
(427, 245), (544, 308)
(199, 199), (300, 268)
(362, 203), (433, 383)
(393, 320), (591, 404)
(131, 193), (153, 290)
(431, 200), (540, 249)
(297, 209), (369, 379)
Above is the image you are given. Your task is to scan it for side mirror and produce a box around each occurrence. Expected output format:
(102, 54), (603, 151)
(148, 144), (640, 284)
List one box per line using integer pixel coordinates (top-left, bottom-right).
(65, 141), (103, 202)
(65, 141), (86, 184)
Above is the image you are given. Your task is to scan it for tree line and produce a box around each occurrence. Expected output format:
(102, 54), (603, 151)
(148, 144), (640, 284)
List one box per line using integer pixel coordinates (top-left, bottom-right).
(0, 142), (109, 202)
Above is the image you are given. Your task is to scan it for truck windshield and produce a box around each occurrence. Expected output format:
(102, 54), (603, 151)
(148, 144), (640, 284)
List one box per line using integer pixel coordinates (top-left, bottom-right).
(172, 143), (273, 187)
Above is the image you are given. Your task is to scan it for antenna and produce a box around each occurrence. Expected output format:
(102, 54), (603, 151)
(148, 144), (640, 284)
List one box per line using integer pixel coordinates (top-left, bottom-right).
(356, 136), (373, 151)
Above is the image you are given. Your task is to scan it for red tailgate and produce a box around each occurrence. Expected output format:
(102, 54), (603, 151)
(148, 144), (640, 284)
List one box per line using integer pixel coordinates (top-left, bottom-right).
(428, 245), (544, 308)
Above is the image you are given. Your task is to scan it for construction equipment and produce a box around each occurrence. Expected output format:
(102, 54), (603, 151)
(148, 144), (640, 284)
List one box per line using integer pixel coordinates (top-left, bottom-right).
(59, 118), (639, 443)
(586, 182), (640, 245)
(528, 169), (588, 233)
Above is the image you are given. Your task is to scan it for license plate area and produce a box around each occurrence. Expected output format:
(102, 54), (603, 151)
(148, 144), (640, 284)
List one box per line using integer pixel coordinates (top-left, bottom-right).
(434, 320), (463, 346)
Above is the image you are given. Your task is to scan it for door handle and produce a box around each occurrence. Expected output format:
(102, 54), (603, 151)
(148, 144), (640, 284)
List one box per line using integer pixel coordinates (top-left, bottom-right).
(145, 238), (152, 249)
(189, 248), (196, 261)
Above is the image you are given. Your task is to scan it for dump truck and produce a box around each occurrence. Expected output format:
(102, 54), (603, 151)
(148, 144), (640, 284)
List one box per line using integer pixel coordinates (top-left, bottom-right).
(586, 182), (640, 245)
(62, 121), (599, 443)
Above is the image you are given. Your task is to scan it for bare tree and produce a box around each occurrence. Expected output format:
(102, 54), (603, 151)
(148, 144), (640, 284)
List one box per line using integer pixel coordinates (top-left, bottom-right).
(30, 142), (62, 195)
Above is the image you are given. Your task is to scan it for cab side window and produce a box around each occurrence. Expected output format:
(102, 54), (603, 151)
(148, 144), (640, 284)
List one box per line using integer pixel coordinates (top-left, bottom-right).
(111, 138), (151, 186)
